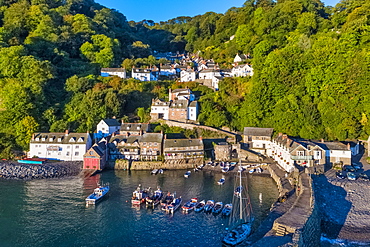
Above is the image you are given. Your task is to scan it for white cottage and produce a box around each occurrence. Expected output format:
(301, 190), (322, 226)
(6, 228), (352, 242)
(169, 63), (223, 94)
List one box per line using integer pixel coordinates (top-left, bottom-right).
(132, 68), (158, 81)
(28, 131), (92, 161)
(188, 101), (198, 121)
(232, 64), (254, 77)
(97, 119), (121, 135)
(180, 69), (197, 82)
(101, 68), (126, 78)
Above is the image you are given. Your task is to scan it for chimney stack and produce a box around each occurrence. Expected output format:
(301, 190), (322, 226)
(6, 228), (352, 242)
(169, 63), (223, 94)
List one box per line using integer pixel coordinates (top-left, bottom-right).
(282, 134), (288, 140)
(278, 132), (283, 137)
(65, 130), (69, 136)
(321, 139), (324, 143)
(347, 143), (351, 150)
(140, 130), (143, 136)
(32, 133), (35, 141)
(164, 134), (167, 140)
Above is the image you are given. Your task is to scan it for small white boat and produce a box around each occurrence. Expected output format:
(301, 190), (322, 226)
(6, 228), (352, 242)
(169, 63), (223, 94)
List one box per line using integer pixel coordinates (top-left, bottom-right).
(256, 167), (262, 173)
(222, 167), (229, 173)
(158, 169), (164, 174)
(86, 184), (109, 205)
(184, 171), (191, 178)
(182, 198), (198, 212)
(151, 169), (158, 175)
(204, 200), (215, 212)
(249, 169), (255, 174)
(166, 197), (182, 214)
(194, 200), (206, 212)
(218, 178), (225, 185)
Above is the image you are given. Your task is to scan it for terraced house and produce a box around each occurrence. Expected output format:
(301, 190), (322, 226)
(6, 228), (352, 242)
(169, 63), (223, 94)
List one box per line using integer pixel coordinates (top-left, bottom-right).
(163, 137), (204, 164)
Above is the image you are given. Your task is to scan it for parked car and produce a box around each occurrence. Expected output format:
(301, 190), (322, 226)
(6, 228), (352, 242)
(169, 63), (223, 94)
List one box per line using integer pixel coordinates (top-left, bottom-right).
(347, 172), (357, 181)
(343, 165), (356, 172)
(359, 173), (370, 181)
(336, 171), (346, 179)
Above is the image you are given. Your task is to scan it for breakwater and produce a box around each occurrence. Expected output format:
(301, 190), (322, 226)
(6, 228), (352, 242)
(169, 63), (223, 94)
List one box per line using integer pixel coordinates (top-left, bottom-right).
(0, 161), (82, 179)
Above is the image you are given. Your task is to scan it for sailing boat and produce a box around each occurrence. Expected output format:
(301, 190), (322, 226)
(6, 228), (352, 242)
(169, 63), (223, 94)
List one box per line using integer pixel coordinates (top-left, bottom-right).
(222, 159), (253, 246)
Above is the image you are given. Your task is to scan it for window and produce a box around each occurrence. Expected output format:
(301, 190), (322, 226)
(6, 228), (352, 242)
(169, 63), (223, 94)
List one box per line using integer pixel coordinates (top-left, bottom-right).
(102, 128), (105, 131)
(58, 152), (61, 156)
(75, 152), (79, 156)
(297, 151), (304, 156)
(38, 152), (41, 155)
(86, 166), (90, 169)
(89, 151), (94, 155)
(67, 146), (70, 149)
(75, 146), (79, 149)
(66, 152), (70, 156)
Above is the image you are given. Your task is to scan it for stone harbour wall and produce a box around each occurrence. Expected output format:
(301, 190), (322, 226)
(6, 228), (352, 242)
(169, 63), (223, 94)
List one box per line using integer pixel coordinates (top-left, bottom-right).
(109, 159), (202, 170)
(0, 161), (82, 179)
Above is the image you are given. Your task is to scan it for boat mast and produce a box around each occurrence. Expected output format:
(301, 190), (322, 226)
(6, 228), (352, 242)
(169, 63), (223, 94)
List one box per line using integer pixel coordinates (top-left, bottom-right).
(239, 158), (242, 221)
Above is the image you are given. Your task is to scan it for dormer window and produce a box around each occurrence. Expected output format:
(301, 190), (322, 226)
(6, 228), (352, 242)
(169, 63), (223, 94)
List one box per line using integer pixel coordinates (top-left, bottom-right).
(57, 138), (62, 142)
(49, 137), (54, 142)
(126, 127), (130, 130)
(137, 126), (140, 130)
(77, 137), (84, 142)
(69, 137), (76, 142)
(36, 138), (40, 141)
(41, 137), (46, 141)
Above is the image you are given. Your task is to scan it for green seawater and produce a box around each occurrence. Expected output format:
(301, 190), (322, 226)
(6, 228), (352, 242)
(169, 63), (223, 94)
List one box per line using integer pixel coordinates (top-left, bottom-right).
(0, 169), (278, 246)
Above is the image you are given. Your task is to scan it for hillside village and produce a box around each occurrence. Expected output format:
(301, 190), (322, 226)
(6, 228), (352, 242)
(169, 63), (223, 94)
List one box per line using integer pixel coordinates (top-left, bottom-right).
(101, 53), (253, 91)
(28, 113), (361, 174)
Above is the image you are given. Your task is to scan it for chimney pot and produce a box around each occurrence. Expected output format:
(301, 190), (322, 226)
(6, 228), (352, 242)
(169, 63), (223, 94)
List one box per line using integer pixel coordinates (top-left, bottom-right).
(65, 130), (69, 136)
(278, 133), (283, 137)
(321, 139), (324, 143)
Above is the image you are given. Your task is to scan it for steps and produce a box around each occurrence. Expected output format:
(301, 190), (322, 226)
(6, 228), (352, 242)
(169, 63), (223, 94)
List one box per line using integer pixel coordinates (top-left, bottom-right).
(275, 224), (287, 236)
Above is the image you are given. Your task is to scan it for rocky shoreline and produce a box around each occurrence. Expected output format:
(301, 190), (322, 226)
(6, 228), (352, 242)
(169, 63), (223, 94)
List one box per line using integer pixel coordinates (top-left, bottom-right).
(0, 161), (82, 179)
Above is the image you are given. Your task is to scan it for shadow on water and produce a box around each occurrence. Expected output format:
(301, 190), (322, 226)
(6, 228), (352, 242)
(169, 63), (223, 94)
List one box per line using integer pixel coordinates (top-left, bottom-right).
(312, 174), (352, 240)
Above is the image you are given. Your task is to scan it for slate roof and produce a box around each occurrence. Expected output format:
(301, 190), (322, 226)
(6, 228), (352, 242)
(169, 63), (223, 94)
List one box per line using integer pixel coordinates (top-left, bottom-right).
(31, 133), (90, 144)
(140, 133), (163, 143)
(243, 127), (274, 137)
(101, 68), (125, 72)
(316, 142), (350, 151)
(102, 119), (121, 126)
(170, 100), (188, 109)
(189, 101), (197, 107)
(152, 98), (170, 106)
(120, 123), (149, 132)
(164, 139), (203, 148)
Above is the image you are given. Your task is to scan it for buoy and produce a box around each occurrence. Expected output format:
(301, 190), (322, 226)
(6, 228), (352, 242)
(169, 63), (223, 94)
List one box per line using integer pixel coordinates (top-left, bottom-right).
(126, 200), (128, 202)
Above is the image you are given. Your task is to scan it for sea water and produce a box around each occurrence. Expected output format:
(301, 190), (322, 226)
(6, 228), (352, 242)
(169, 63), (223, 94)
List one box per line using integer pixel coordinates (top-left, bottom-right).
(0, 169), (278, 247)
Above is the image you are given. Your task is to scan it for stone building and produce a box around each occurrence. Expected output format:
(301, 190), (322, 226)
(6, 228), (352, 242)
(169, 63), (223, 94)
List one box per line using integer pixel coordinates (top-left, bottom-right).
(243, 127), (274, 155)
(163, 137), (204, 163)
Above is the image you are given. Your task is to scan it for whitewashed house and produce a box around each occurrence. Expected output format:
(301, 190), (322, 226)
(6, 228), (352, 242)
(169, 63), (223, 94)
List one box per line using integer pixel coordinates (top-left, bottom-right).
(101, 68), (126, 78)
(150, 98), (170, 120)
(243, 127), (274, 154)
(180, 69), (197, 82)
(199, 69), (221, 80)
(188, 101), (198, 121)
(28, 131), (92, 161)
(232, 64), (254, 77)
(160, 65), (177, 76)
(212, 76), (223, 90)
(169, 88), (195, 102)
(132, 68), (158, 81)
(316, 141), (352, 165)
(97, 119), (121, 135)
(233, 54), (248, 63)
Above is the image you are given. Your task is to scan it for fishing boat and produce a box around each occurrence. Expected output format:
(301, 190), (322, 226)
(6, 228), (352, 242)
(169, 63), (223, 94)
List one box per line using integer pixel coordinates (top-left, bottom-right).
(151, 169), (158, 175)
(161, 192), (175, 210)
(212, 201), (223, 214)
(182, 198), (198, 212)
(86, 183), (109, 205)
(194, 200), (206, 212)
(222, 160), (253, 246)
(131, 185), (150, 205)
(166, 197), (182, 214)
(204, 200), (215, 213)
(184, 171), (191, 178)
(222, 203), (233, 216)
(218, 178), (225, 185)
(146, 187), (163, 207)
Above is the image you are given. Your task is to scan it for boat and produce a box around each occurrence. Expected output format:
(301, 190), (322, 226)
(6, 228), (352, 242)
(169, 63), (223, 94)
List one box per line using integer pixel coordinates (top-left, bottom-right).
(204, 200), (215, 213)
(182, 198), (198, 212)
(222, 160), (253, 246)
(146, 187), (163, 207)
(85, 184), (109, 205)
(249, 169), (255, 174)
(184, 171), (191, 178)
(166, 197), (182, 214)
(131, 185), (150, 205)
(222, 167), (229, 173)
(212, 201), (223, 214)
(158, 169), (164, 174)
(222, 203), (233, 216)
(194, 200), (206, 212)
(161, 192), (175, 210)
(151, 169), (158, 175)
(218, 178), (225, 185)
(256, 167), (262, 173)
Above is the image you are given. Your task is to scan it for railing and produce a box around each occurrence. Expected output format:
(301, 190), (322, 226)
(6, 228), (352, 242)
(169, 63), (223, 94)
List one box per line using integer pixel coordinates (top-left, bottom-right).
(291, 155), (313, 160)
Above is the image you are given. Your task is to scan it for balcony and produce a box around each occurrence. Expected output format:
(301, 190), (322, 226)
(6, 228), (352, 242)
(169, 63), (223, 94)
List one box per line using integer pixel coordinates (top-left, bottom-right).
(291, 155), (313, 160)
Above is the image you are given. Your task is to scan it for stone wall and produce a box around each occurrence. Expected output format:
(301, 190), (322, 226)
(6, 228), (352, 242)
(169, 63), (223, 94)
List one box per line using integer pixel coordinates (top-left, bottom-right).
(109, 159), (201, 170)
(0, 161), (82, 179)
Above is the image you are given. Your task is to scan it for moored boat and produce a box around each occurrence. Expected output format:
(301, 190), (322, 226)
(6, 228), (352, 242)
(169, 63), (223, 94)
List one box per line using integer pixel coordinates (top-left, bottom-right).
(218, 178), (225, 185)
(151, 169), (158, 175)
(222, 160), (253, 246)
(86, 184), (109, 205)
(131, 185), (150, 205)
(166, 197), (182, 214)
(158, 169), (164, 174)
(212, 201), (223, 214)
(182, 198), (198, 212)
(222, 167), (229, 173)
(222, 203), (233, 216)
(146, 187), (163, 207)
(184, 171), (191, 178)
(204, 200), (215, 213)
(161, 192), (175, 210)
(194, 200), (206, 212)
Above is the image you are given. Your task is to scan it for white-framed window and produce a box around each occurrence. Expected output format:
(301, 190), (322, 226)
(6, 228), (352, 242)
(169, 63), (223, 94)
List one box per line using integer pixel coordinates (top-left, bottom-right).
(297, 151), (304, 156)
(67, 146), (70, 149)
(66, 152), (70, 156)
(75, 146), (79, 149)
(75, 152), (79, 156)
